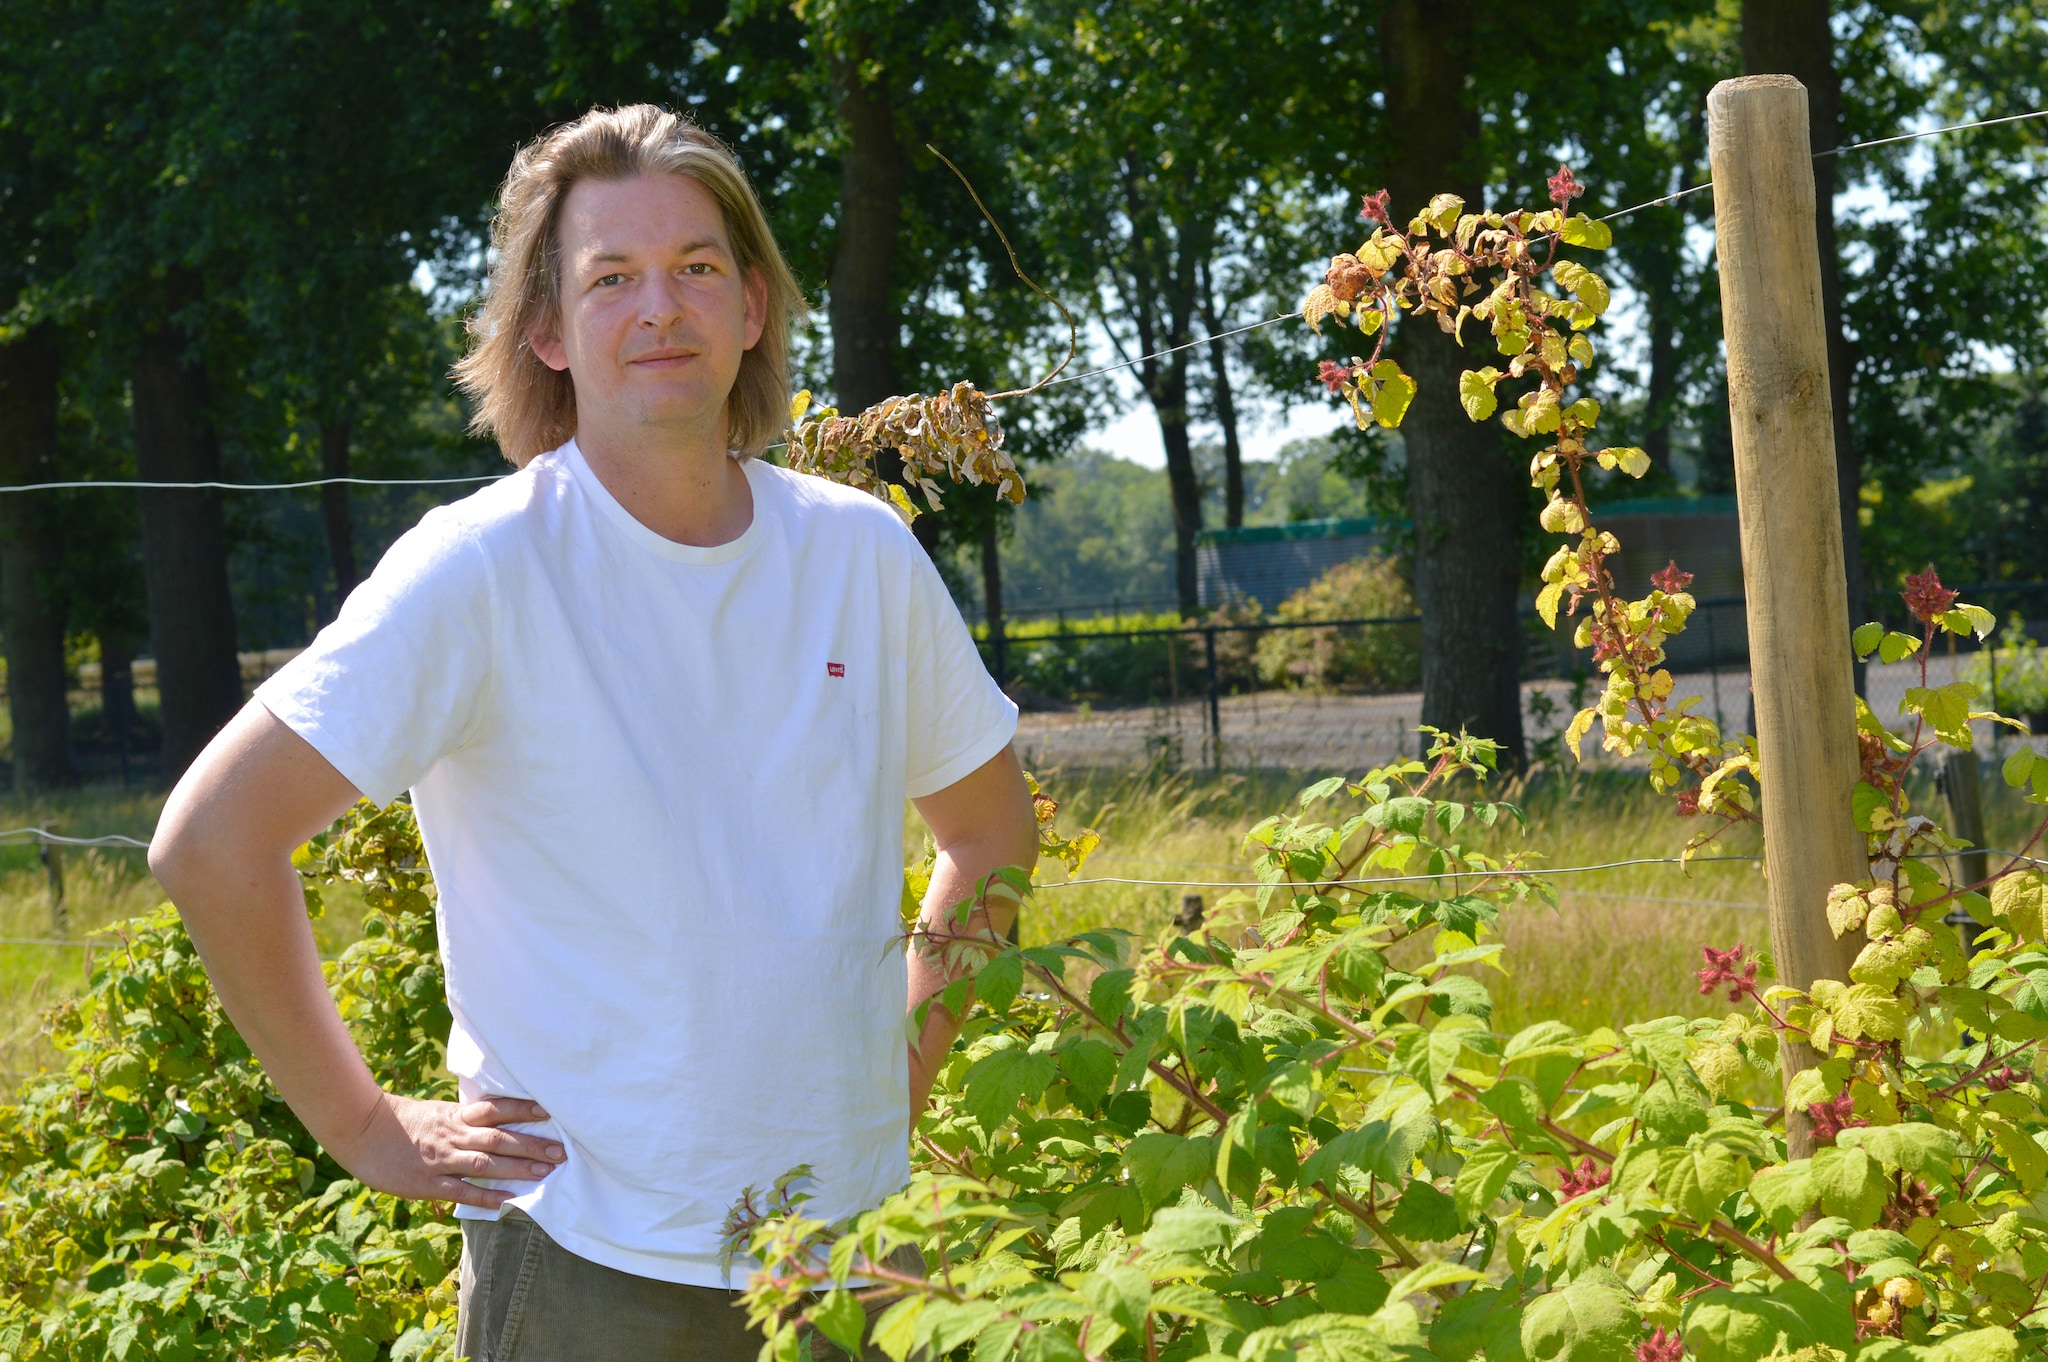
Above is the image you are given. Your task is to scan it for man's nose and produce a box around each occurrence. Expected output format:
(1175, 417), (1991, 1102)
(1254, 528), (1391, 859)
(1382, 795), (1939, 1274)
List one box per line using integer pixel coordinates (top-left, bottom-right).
(637, 276), (685, 328)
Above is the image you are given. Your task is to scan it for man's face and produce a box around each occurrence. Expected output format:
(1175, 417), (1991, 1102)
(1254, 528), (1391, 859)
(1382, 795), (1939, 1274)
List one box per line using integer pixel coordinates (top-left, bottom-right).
(530, 173), (767, 438)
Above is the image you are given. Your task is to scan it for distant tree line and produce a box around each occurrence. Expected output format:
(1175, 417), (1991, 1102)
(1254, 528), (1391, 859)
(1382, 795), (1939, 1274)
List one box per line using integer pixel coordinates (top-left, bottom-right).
(2, 0), (2044, 790)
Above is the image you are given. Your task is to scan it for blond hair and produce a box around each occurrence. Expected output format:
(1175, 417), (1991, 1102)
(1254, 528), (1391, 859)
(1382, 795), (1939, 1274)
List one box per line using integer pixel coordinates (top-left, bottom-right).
(454, 105), (806, 466)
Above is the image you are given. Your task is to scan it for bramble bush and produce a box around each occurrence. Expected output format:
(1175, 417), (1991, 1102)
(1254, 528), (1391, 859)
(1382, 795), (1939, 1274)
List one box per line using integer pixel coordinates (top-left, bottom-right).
(7, 170), (2048, 1362)
(729, 171), (2048, 1362)
(0, 803), (466, 1361)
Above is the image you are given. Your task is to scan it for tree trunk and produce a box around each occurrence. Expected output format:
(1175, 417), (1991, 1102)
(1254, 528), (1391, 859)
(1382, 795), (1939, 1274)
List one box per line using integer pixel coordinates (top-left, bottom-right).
(1380, 0), (1527, 765)
(827, 51), (940, 558)
(979, 513), (1007, 686)
(1640, 246), (1679, 478)
(1152, 360), (1204, 618)
(0, 326), (77, 791)
(319, 414), (358, 603)
(133, 316), (243, 779)
(1743, 1), (1865, 667)
(1198, 260), (1245, 527)
(99, 629), (138, 784)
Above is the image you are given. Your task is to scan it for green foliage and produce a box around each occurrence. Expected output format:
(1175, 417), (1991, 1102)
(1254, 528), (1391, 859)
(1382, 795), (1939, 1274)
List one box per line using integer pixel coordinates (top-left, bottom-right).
(1965, 631), (2048, 723)
(1253, 552), (1420, 693)
(0, 802), (461, 1361)
(729, 192), (2048, 1362)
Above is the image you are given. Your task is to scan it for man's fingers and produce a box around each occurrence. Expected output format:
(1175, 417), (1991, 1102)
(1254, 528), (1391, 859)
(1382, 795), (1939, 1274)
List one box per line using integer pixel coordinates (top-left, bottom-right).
(450, 1124), (567, 1167)
(459, 1096), (551, 1127)
(435, 1175), (516, 1211)
(441, 1148), (561, 1181)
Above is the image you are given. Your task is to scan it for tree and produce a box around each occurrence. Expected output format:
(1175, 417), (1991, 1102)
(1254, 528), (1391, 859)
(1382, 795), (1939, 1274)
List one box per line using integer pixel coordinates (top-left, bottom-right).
(1372, 0), (1529, 763)
(0, 327), (75, 791)
(1016, 0), (1302, 617)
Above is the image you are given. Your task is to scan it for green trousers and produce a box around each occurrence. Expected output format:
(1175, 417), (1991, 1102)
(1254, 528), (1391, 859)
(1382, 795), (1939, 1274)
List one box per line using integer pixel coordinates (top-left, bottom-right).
(456, 1208), (914, 1362)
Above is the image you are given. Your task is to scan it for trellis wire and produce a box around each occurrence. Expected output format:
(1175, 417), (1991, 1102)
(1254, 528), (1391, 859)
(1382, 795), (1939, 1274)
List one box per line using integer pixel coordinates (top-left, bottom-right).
(0, 105), (2030, 498)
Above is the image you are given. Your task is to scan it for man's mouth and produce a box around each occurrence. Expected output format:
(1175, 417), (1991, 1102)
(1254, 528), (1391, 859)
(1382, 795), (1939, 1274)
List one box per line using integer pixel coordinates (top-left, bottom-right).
(628, 347), (700, 368)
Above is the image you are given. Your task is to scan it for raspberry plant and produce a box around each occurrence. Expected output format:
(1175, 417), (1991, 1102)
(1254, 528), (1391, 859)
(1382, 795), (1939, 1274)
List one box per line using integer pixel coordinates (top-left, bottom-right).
(7, 175), (2048, 1362)
(731, 176), (2048, 1362)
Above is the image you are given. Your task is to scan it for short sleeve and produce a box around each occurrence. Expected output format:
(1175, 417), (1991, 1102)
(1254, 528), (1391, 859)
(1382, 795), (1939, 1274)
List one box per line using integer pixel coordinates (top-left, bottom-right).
(254, 509), (495, 806)
(903, 547), (1018, 799)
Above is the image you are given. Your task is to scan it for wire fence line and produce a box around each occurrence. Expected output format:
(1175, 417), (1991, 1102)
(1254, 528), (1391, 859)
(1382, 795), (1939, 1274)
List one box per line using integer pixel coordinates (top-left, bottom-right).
(0, 106), (2037, 499)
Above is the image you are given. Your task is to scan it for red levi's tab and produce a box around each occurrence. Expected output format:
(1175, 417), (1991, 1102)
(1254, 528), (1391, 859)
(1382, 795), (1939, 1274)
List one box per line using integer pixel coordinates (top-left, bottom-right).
(827, 662), (846, 677)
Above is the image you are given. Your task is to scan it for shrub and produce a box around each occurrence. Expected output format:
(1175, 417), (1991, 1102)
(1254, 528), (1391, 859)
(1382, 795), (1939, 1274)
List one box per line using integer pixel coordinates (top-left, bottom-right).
(0, 801), (463, 1362)
(1253, 552), (1420, 692)
(1964, 630), (2048, 726)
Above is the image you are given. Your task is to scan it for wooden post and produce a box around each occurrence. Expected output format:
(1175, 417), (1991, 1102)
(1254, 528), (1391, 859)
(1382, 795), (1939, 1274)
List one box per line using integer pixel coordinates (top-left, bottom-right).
(1709, 75), (1865, 1153)
(39, 827), (68, 936)
(1940, 749), (1988, 955)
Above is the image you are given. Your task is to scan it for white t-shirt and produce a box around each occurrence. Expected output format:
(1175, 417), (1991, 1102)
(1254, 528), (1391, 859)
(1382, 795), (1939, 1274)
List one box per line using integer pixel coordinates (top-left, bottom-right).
(255, 440), (1016, 1286)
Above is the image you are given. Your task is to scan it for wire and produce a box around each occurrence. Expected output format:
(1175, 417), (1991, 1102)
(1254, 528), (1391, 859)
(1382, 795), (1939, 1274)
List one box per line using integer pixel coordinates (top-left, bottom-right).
(0, 473), (503, 495)
(1042, 315), (1296, 390)
(1037, 853), (1765, 890)
(2, 106), (2041, 498)
(1596, 106), (2048, 225)
(0, 827), (151, 849)
(1817, 106), (2048, 159)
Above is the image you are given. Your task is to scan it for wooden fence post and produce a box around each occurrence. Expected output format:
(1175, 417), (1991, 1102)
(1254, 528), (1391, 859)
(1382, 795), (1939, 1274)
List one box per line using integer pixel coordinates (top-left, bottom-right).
(1708, 74), (1865, 1154)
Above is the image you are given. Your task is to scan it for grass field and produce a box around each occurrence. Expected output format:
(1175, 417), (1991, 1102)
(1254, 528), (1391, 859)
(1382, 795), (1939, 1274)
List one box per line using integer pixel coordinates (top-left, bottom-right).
(1014, 755), (2048, 1035)
(2, 746), (2042, 1088)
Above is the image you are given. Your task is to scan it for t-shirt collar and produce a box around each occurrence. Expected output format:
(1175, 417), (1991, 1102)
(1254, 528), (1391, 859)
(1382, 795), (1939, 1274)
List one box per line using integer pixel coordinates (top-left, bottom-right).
(562, 438), (768, 565)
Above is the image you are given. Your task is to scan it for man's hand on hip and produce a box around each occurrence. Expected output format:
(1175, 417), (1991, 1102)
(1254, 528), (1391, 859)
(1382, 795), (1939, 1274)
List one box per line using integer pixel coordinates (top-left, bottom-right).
(338, 1093), (566, 1210)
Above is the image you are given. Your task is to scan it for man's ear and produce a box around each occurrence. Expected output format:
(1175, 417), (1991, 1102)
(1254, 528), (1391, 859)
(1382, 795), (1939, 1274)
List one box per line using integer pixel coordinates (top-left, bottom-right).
(528, 315), (569, 372)
(741, 267), (768, 352)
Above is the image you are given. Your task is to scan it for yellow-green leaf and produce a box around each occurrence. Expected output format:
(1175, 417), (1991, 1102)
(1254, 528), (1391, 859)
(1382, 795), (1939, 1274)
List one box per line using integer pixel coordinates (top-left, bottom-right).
(1460, 368), (1502, 423)
(1993, 870), (2048, 941)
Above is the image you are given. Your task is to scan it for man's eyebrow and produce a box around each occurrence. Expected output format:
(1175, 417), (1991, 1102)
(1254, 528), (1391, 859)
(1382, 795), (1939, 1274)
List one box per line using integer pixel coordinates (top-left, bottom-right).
(579, 238), (730, 268)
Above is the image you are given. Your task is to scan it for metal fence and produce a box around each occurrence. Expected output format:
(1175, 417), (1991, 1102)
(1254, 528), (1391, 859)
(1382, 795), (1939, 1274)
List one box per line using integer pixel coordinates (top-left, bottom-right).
(987, 582), (2048, 773)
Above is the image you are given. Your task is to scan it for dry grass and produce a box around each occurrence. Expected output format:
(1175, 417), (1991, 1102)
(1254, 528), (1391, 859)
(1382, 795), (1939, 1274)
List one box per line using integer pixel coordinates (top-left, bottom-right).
(987, 751), (2048, 1036)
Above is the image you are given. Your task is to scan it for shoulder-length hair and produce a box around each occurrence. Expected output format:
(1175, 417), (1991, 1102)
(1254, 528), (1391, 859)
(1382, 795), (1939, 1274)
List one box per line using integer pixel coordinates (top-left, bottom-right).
(453, 105), (807, 466)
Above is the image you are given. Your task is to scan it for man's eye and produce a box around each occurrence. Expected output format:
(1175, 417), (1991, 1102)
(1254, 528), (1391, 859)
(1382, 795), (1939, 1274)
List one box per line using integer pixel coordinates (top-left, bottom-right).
(685, 263), (714, 275)
(596, 273), (625, 287)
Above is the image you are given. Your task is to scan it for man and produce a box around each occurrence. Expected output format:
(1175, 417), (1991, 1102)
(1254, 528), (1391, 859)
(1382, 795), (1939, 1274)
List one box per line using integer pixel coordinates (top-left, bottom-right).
(149, 104), (1037, 1361)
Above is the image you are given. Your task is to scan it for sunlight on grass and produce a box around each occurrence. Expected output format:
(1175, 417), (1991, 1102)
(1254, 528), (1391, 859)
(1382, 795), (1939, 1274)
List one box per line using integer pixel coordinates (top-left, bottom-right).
(0, 787), (366, 1086)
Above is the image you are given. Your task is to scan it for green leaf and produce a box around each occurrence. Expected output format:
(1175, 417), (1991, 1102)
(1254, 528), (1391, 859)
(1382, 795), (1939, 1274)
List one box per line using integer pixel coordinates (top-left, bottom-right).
(1479, 1076), (1545, 1132)
(1433, 1287), (1527, 1362)
(811, 1289), (867, 1357)
(1878, 630), (1922, 665)
(1520, 1277), (1639, 1362)
(1681, 1291), (1811, 1362)
(1902, 682), (1978, 748)
(1386, 1178), (1460, 1241)
(1058, 1039), (1116, 1111)
(1123, 1133), (1217, 1207)
(1663, 1142), (1742, 1225)
(1853, 622), (1884, 657)
(1992, 870), (2048, 941)
(1747, 1159), (1817, 1231)
(871, 1298), (927, 1362)
(2002, 747), (2039, 789)
(1141, 1204), (1241, 1255)
(1089, 969), (1134, 1027)
(1846, 1228), (1919, 1264)
(1834, 1122), (1959, 1177)
(1368, 360), (1416, 428)
(1811, 1146), (1887, 1228)
(1561, 215), (1614, 249)
(1925, 1327), (2021, 1362)
(977, 951), (1024, 1014)
(1454, 1146), (1519, 1225)
(1460, 368), (1502, 422)
(962, 1048), (1057, 1130)
(1387, 1260), (1486, 1302)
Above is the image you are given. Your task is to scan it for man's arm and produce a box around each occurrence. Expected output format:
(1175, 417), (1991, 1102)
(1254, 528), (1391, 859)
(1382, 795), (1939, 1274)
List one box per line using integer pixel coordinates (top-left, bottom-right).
(151, 702), (565, 1209)
(905, 744), (1039, 1119)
